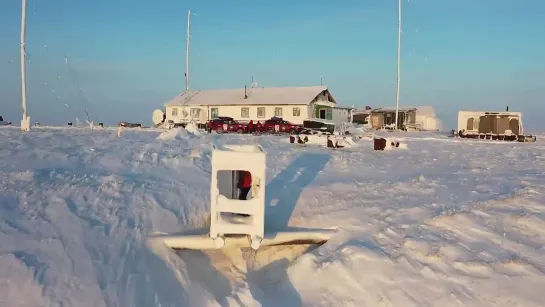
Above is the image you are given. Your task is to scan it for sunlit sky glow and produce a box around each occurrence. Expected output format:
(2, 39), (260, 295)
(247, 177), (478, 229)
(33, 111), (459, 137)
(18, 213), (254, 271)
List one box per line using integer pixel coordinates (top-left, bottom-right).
(1, 0), (544, 129)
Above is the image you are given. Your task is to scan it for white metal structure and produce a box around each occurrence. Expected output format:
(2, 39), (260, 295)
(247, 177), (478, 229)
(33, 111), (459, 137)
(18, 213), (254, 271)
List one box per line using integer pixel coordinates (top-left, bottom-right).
(185, 9), (191, 92)
(210, 144), (266, 250)
(20, 0), (30, 131)
(149, 144), (336, 251)
(394, 0), (402, 131)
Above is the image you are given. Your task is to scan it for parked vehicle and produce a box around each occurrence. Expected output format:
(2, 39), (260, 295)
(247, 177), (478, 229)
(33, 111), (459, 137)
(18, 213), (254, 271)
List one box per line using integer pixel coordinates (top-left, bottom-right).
(118, 122), (142, 128)
(263, 117), (302, 134)
(208, 117), (247, 133)
(303, 119), (336, 134)
(0, 116), (11, 126)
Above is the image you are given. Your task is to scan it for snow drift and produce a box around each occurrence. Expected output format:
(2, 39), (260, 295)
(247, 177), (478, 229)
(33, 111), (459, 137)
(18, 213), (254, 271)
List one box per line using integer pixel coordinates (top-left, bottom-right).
(156, 126), (202, 141)
(0, 128), (544, 306)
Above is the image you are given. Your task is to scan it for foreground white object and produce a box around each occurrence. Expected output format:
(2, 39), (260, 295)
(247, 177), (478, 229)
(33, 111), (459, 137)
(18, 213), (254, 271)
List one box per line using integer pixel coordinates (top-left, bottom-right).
(210, 144), (266, 249)
(149, 144), (336, 251)
(150, 227), (337, 250)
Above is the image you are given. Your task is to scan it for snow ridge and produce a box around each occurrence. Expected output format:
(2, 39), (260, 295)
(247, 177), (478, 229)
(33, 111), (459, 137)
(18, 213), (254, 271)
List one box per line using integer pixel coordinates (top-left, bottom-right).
(0, 128), (544, 306)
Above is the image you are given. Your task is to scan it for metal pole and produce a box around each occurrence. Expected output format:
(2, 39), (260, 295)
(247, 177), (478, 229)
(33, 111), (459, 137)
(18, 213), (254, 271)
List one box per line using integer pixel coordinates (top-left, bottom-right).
(21, 0), (29, 131)
(185, 10), (191, 92)
(394, 0), (402, 130)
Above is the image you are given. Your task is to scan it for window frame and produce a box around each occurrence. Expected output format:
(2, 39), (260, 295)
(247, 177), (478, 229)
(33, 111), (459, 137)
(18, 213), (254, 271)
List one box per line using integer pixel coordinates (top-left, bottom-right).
(241, 107), (250, 118)
(257, 107), (265, 118)
(210, 108), (219, 119)
(190, 108), (201, 119)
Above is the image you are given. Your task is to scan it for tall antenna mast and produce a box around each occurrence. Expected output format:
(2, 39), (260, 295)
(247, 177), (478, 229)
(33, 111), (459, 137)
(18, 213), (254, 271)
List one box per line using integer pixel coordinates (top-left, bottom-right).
(394, 0), (402, 130)
(20, 0), (30, 131)
(185, 9), (191, 92)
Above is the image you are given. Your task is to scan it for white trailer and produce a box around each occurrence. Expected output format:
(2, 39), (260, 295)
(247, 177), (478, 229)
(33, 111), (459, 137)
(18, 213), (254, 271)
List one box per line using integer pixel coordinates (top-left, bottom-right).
(456, 110), (536, 142)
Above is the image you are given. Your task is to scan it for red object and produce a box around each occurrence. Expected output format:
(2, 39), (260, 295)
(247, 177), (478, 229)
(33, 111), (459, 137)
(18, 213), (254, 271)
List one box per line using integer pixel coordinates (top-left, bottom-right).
(263, 117), (302, 134)
(374, 138), (386, 150)
(239, 171), (252, 188)
(207, 117), (247, 133)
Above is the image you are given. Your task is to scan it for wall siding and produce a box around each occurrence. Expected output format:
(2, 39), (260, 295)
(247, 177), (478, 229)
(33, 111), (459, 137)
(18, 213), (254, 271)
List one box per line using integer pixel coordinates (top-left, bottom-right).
(165, 104), (309, 124)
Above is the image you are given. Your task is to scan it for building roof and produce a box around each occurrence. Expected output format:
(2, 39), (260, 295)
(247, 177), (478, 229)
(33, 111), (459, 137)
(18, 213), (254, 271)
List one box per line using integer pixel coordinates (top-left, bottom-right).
(458, 110), (522, 116)
(353, 109), (372, 115)
(165, 86), (329, 107)
(372, 107), (417, 113)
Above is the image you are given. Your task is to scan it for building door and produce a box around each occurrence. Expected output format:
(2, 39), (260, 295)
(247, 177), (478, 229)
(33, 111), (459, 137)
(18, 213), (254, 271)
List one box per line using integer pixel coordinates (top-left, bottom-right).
(319, 109), (326, 119)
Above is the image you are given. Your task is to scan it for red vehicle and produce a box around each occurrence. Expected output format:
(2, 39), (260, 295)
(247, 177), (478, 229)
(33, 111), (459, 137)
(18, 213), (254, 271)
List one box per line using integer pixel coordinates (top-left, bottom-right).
(263, 117), (303, 134)
(208, 117), (247, 133)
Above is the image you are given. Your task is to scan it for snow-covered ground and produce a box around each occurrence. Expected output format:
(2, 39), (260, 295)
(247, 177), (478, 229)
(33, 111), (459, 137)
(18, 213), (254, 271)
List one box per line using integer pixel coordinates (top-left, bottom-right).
(1, 126), (545, 307)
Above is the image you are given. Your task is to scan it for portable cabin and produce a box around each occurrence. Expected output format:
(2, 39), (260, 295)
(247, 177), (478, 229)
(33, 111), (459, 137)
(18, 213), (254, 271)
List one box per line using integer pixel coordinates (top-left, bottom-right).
(457, 110), (536, 142)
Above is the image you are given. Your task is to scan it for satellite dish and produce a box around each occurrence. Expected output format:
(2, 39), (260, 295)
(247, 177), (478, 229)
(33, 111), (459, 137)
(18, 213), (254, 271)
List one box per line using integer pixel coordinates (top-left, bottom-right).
(152, 109), (165, 126)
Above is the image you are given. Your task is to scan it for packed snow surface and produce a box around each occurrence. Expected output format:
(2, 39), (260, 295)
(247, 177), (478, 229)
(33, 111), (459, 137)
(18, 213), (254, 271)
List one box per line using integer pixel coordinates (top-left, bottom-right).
(1, 126), (545, 307)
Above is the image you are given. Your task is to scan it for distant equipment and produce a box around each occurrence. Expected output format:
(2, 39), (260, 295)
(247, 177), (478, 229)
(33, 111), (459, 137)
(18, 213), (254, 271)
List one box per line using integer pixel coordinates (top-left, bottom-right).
(0, 115), (12, 126)
(152, 109), (165, 126)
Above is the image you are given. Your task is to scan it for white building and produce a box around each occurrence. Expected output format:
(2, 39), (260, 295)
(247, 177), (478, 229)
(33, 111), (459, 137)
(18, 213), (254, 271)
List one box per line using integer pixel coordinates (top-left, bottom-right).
(360, 105), (442, 131)
(162, 85), (353, 125)
(412, 106), (442, 131)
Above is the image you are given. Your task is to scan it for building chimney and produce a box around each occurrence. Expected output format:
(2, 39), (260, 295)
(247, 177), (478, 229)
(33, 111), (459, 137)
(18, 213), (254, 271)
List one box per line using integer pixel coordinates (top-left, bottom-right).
(244, 85), (248, 99)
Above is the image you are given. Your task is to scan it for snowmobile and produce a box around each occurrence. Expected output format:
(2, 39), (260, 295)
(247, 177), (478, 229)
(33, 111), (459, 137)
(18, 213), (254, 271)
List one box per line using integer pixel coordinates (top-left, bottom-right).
(148, 144), (337, 251)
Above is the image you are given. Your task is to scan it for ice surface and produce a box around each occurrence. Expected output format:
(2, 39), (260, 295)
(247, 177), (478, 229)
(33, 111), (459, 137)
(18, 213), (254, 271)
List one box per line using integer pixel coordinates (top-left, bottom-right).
(1, 126), (545, 306)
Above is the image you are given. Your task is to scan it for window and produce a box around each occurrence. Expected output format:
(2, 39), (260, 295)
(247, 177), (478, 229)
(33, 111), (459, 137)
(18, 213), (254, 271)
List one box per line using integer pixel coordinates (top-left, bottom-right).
(257, 107), (265, 118)
(190, 108), (201, 119)
(171, 108), (178, 117)
(292, 107), (300, 117)
(274, 107), (283, 117)
(467, 118), (474, 130)
(319, 109), (326, 119)
(211, 108), (218, 119)
(241, 107), (249, 118)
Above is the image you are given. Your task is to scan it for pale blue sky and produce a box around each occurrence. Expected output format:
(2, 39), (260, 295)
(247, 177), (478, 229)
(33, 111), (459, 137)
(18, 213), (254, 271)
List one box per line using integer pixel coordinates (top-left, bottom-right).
(1, 0), (544, 130)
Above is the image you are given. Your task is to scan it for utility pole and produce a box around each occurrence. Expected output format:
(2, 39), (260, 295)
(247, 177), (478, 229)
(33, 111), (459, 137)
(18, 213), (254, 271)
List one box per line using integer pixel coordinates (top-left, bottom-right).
(20, 0), (30, 131)
(185, 9), (191, 92)
(394, 0), (402, 130)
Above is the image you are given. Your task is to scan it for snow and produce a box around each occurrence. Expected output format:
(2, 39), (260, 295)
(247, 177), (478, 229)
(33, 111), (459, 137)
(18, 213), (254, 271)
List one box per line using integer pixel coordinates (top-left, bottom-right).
(156, 127), (202, 141)
(184, 123), (202, 136)
(1, 127), (545, 306)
